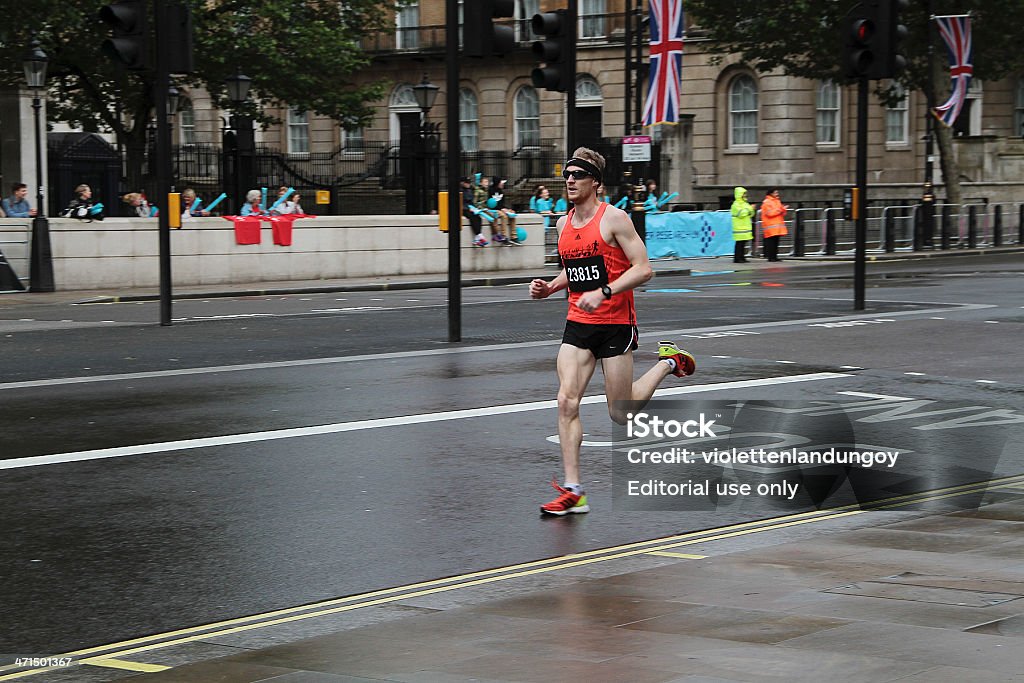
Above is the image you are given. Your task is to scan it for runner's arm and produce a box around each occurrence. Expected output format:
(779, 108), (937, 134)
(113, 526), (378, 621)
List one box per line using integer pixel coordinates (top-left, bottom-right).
(604, 209), (653, 295)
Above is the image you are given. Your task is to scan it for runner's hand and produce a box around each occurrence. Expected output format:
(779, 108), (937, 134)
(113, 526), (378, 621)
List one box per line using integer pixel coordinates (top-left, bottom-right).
(575, 289), (605, 313)
(529, 279), (551, 299)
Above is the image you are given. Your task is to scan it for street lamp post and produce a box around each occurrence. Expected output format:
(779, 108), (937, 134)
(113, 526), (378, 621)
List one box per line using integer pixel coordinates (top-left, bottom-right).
(223, 70), (253, 213)
(411, 74), (439, 214)
(23, 39), (54, 292)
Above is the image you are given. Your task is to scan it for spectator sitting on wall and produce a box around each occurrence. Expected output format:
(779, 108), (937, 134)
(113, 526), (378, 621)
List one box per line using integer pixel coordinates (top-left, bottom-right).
(241, 189), (268, 216)
(181, 189), (210, 218)
(123, 192), (156, 218)
(2, 183), (36, 218)
(62, 184), (104, 220)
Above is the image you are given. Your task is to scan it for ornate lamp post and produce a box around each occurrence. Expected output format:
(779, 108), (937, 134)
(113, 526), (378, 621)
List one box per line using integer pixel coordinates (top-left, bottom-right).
(223, 69), (254, 212)
(411, 74), (440, 214)
(23, 39), (54, 292)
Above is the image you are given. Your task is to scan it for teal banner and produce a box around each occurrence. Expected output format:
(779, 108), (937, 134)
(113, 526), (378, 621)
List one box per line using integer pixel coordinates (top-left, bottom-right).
(645, 211), (733, 258)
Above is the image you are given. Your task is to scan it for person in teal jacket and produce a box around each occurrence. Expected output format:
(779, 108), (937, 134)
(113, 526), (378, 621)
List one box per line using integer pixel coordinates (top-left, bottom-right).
(730, 186), (754, 263)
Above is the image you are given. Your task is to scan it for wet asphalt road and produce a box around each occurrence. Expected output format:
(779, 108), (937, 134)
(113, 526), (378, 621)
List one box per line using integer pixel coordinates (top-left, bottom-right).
(1, 254), (1022, 660)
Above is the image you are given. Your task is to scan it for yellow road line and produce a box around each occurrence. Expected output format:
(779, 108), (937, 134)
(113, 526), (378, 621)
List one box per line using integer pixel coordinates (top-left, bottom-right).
(3, 473), (1023, 681)
(81, 658), (169, 673)
(645, 551), (707, 559)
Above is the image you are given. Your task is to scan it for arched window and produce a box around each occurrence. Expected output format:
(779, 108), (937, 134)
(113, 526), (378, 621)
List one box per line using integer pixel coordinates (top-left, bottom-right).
(1016, 78), (1024, 137)
(576, 76), (602, 103)
(178, 97), (196, 145)
(459, 88), (479, 152)
(287, 106), (309, 154)
(816, 80), (840, 145)
(729, 75), (758, 147)
(885, 83), (908, 144)
(514, 86), (540, 149)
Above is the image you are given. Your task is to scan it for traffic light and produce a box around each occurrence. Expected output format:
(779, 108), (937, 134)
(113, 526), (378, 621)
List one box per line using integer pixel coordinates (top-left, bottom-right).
(464, 0), (515, 58)
(99, 0), (150, 71)
(164, 2), (195, 74)
(842, 0), (908, 80)
(879, 0), (909, 78)
(531, 10), (573, 92)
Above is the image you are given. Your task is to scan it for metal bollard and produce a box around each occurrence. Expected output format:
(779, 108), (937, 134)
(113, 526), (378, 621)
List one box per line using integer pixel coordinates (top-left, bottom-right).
(941, 205), (951, 250)
(794, 212), (805, 257)
(825, 212), (836, 255)
(1019, 204), (1024, 245)
(884, 211), (895, 252)
(967, 205), (977, 249)
(993, 205), (1002, 247)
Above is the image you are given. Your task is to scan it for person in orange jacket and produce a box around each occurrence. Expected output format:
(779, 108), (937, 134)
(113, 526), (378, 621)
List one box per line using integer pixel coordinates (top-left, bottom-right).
(760, 188), (789, 262)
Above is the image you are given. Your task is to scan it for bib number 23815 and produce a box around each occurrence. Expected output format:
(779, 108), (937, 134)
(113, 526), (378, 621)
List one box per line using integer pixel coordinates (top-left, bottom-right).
(564, 255), (608, 292)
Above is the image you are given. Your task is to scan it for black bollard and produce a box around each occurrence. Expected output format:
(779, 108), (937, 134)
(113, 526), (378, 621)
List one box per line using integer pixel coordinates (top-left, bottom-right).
(825, 211), (836, 255)
(794, 211), (805, 256)
(941, 205), (952, 250)
(884, 211), (895, 252)
(993, 205), (1002, 247)
(967, 205), (977, 249)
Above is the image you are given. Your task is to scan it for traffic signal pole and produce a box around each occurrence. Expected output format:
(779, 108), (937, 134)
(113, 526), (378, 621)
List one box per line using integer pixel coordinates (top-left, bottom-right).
(565, 0), (577, 154)
(153, 0), (173, 325)
(446, 0), (461, 342)
(854, 76), (868, 311)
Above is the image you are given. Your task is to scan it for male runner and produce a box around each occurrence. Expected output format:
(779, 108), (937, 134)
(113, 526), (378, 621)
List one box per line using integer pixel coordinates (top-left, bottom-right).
(529, 147), (696, 515)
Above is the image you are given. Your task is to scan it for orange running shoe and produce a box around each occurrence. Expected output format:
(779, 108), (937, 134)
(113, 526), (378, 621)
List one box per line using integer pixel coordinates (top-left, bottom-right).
(540, 479), (590, 515)
(658, 341), (696, 377)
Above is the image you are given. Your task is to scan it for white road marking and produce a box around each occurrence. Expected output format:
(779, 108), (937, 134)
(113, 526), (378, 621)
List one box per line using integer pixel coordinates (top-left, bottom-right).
(904, 372), (927, 376)
(839, 366), (863, 370)
(976, 380), (997, 384)
(838, 391), (915, 401)
(0, 373), (850, 471)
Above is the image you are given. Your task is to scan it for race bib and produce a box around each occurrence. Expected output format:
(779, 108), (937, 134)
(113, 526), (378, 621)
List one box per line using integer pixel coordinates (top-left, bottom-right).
(564, 254), (608, 292)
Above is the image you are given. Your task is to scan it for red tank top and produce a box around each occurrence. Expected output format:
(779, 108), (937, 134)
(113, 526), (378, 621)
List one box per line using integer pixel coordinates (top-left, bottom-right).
(557, 202), (636, 325)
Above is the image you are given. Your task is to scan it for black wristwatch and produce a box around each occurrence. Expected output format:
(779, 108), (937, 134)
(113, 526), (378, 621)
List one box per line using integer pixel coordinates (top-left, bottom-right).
(601, 285), (613, 299)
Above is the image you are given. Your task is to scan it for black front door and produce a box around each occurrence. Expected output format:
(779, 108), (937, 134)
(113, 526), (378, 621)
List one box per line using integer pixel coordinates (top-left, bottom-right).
(576, 106), (603, 147)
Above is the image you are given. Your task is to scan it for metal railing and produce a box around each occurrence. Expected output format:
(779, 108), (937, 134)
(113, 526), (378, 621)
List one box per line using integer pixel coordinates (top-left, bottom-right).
(363, 12), (633, 54)
(741, 202), (1024, 257)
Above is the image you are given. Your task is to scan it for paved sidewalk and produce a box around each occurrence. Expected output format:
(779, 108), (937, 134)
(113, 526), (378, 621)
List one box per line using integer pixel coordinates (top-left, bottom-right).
(3, 245), (1020, 309)
(106, 484), (1024, 682)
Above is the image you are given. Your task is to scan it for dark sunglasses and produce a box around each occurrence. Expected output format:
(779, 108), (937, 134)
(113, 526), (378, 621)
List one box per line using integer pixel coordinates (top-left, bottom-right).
(562, 169), (594, 180)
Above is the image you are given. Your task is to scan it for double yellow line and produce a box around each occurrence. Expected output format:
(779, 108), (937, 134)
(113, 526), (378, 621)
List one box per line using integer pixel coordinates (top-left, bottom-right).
(4, 473), (1022, 680)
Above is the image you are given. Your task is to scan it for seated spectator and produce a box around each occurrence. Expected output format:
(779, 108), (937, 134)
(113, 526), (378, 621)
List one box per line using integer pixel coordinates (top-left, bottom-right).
(181, 188), (209, 218)
(62, 184), (104, 220)
(240, 189), (268, 216)
(2, 183), (36, 218)
(122, 192), (156, 218)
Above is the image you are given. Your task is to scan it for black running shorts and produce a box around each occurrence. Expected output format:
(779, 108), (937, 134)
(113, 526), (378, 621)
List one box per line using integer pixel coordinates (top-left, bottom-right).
(562, 321), (639, 359)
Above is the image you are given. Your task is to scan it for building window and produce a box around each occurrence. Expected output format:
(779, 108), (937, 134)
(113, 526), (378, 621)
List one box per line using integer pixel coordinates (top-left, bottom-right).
(288, 106), (309, 154)
(728, 75), (758, 147)
(396, 2), (419, 50)
(816, 80), (840, 145)
(341, 124), (364, 154)
(514, 86), (540, 149)
(516, 0), (540, 41)
(576, 76), (602, 103)
(459, 88), (479, 152)
(178, 98), (196, 145)
(1016, 78), (1024, 137)
(580, 0), (606, 39)
(885, 84), (908, 144)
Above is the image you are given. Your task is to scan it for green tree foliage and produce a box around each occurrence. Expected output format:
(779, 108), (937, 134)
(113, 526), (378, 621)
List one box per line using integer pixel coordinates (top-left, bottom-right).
(686, 0), (1024, 200)
(0, 0), (394, 185)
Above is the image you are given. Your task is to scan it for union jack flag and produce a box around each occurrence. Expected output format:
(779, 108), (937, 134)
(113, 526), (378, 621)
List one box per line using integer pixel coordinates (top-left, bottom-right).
(933, 16), (973, 127)
(641, 0), (685, 127)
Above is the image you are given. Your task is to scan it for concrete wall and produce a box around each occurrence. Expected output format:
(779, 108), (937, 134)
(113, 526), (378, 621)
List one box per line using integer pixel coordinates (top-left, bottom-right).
(0, 214), (545, 291)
